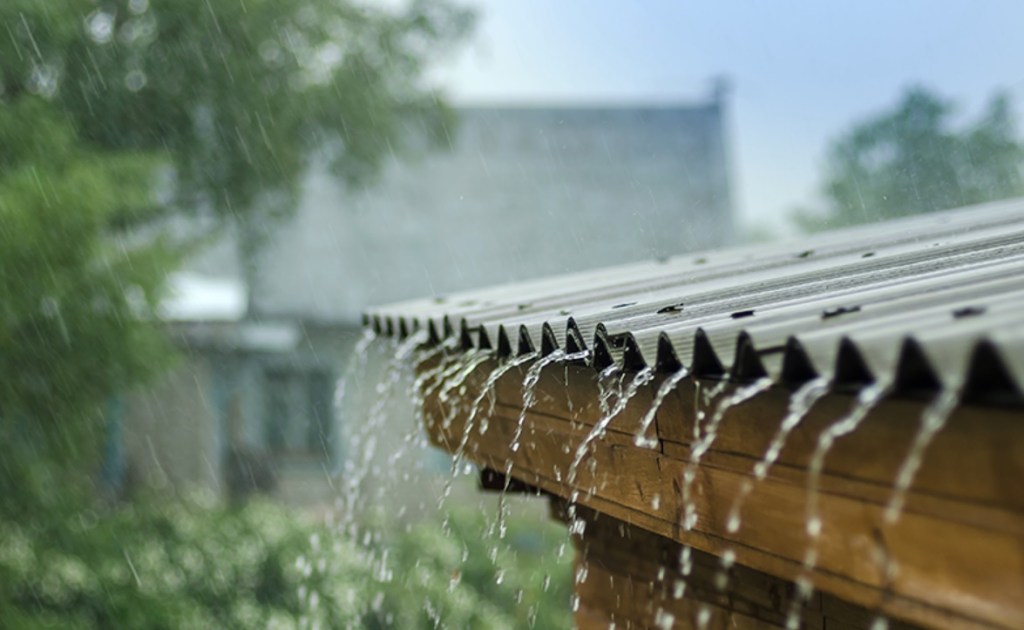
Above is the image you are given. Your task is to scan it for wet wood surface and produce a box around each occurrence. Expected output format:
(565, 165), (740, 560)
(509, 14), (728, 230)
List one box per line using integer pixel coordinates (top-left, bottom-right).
(420, 359), (1024, 629)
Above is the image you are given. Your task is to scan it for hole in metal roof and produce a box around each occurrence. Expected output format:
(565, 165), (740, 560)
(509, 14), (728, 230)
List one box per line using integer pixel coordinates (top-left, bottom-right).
(797, 249), (814, 259)
(731, 309), (756, 319)
(612, 302), (637, 309)
(861, 251), (876, 258)
(822, 305), (862, 320)
(952, 306), (986, 319)
(657, 302), (686, 315)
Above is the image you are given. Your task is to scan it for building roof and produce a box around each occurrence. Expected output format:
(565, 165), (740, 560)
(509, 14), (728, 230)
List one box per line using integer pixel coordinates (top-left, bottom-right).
(158, 272), (247, 322)
(215, 101), (733, 325)
(367, 197), (1024, 406)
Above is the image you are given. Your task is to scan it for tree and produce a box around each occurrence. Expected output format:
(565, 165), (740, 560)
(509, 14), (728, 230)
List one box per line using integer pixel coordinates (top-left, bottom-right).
(0, 98), (175, 512)
(0, 0), (472, 509)
(2, 0), (472, 220)
(794, 87), (1024, 231)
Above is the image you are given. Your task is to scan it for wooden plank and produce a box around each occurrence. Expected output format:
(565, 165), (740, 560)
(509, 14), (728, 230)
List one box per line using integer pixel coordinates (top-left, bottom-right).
(463, 408), (1023, 628)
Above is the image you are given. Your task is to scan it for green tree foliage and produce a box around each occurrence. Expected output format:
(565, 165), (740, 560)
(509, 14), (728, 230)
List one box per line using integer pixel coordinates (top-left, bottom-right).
(1, 0), (473, 219)
(795, 87), (1024, 231)
(0, 97), (176, 512)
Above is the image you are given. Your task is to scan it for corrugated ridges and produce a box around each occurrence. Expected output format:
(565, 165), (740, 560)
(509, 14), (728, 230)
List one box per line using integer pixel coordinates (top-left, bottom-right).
(365, 198), (1024, 406)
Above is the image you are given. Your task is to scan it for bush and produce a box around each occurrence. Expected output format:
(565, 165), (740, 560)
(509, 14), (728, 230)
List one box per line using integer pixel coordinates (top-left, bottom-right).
(0, 495), (571, 629)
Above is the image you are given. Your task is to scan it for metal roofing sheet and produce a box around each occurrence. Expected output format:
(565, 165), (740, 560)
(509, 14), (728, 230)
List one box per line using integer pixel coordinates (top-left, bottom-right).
(365, 197), (1024, 405)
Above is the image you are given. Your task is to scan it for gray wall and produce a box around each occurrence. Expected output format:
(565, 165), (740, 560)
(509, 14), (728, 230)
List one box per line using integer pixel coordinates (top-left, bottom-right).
(248, 104), (734, 325)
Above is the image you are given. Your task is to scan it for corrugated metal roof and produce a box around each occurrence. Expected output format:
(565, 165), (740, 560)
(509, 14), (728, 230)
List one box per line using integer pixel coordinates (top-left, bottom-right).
(365, 198), (1024, 406)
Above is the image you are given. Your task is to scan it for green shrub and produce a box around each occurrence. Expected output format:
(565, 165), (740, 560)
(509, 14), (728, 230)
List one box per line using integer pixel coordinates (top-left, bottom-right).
(0, 495), (571, 629)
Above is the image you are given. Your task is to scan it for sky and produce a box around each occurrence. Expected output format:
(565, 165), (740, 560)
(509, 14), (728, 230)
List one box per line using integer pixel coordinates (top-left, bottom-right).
(431, 1), (1024, 235)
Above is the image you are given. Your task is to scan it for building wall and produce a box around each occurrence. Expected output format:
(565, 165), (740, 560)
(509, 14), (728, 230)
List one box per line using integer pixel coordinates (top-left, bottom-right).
(246, 103), (735, 325)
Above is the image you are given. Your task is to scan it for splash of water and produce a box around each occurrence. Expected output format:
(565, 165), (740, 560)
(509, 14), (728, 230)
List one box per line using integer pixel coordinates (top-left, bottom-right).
(633, 366), (690, 449)
(725, 377), (831, 535)
(885, 389), (959, 524)
(510, 349), (590, 453)
(681, 377), (773, 533)
(568, 366), (656, 486)
(407, 337), (461, 424)
(438, 351), (541, 509)
(596, 364), (624, 417)
(496, 349), (589, 542)
(435, 350), (494, 430)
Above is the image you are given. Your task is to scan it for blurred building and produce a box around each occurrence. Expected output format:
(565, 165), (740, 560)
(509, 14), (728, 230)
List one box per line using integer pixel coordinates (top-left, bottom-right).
(118, 89), (736, 505)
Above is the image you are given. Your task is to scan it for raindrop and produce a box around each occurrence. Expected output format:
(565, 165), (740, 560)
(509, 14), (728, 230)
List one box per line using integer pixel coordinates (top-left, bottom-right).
(260, 39), (284, 66)
(125, 69), (147, 92)
(85, 10), (116, 45)
(27, 63), (59, 99)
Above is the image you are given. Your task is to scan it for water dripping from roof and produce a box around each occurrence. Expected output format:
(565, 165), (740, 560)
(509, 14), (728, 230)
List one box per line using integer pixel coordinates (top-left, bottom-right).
(495, 349), (589, 548)
(681, 377), (773, 534)
(633, 366), (690, 449)
(568, 366), (655, 487)
(885, 389), (960, 524)
(438, 350), (539, 510)
(788, 382), (889, 630)
(725, 376), (831, 535)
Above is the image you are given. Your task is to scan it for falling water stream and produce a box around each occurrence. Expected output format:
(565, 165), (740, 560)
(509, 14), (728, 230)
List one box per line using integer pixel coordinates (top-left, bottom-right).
(597, 364), (625, 418)
(678, 377), (773, 627)
(496, 349), (590, 542)
(338, 329), (430, 533)
(568, 366), (656, 486)
(681, 377), (774, 534)
(510, 350), (577, 453)
(726, 377), (832, 535)
(885, 389), (960, 523)
(633, 366), (690, 449)
(332, 328), (379, 421)
(437, 351), (541, 508)
(785, 383), (889, 630)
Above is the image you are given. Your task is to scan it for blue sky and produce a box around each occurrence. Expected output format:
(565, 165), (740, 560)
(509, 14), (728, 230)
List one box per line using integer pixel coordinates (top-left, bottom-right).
(433, 1), (1024, 234)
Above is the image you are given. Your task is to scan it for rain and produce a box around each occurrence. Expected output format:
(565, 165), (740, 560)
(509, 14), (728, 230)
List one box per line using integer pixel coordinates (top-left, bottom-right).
(2, 1), (1023, 629)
